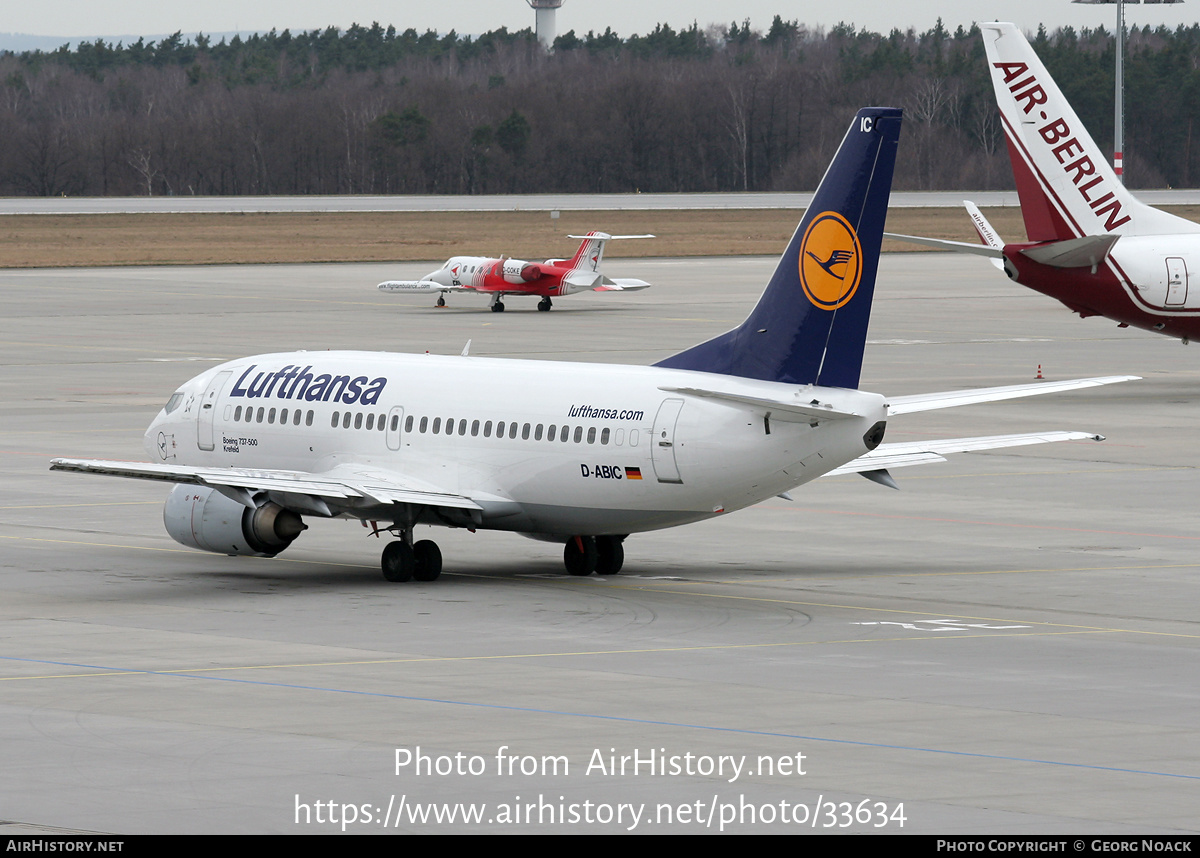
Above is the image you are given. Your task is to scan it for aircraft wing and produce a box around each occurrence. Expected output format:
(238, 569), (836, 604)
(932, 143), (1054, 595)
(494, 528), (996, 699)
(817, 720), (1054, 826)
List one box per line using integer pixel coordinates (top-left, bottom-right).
(886, 376), (1137, 416)
(883, 232), (1004, 259)
(49, 458), (482, 516)
(564, 271), (603, 289)
(825, 431), (1104, 477)
(378, 280), (472, 294)
(593, 278), (651, 292)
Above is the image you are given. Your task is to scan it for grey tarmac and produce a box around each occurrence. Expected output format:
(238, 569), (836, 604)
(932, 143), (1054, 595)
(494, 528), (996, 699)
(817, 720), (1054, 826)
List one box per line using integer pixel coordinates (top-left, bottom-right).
(0, 253), (1197, 833)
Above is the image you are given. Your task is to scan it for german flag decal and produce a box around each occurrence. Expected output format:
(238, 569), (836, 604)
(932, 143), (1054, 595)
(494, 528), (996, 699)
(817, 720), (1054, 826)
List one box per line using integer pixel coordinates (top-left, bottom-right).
(625, 466), (643, 480)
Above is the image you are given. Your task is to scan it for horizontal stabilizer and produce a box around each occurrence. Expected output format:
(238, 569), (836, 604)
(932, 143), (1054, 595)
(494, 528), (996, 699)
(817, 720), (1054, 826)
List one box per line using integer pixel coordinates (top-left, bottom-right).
(1019, 234), (1120, 269)
(566, 234), (656, 241)
(886, 375), (1137, 416)
(826, 431), (1104, 477)
(659, 386), (861, 421)
(884, 232), (1004, 259)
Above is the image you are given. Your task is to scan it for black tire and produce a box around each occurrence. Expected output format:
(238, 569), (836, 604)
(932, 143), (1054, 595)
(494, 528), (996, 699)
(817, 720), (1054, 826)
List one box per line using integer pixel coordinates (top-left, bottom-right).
(412, 540), (442, 582)
(564, 536), (598, 576)
(436, 296), (446, 307)
(381, 541), (414, 582)
(491, 301), (505, 313)
(595, 536), (624, 575)
(537, 299), (552, 312)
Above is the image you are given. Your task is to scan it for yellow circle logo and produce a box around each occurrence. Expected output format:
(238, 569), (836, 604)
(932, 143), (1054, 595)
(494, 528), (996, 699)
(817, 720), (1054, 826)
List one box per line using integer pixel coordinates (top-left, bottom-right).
(798, 212), (862, 310)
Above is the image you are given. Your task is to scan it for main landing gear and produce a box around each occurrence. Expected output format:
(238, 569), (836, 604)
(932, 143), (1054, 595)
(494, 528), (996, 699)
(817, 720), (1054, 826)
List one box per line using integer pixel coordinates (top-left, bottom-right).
(381, 537), (442, 583)
(563, 535), (625, 576)
(489, 294), (506, 313)
(537, 297), (553, 312)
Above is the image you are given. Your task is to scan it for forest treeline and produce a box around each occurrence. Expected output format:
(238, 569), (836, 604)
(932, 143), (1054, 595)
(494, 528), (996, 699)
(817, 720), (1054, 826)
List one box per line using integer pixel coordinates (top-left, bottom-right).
(3, 17), (1200, 196)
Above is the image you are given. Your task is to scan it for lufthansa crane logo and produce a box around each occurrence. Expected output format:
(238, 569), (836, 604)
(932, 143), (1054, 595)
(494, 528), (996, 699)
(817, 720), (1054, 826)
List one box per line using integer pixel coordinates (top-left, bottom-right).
(798, 211), (862, 310)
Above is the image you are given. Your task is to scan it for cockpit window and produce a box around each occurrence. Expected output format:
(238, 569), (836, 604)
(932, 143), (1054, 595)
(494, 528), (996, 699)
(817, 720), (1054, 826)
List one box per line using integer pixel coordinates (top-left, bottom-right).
(163, 393), (184, 414)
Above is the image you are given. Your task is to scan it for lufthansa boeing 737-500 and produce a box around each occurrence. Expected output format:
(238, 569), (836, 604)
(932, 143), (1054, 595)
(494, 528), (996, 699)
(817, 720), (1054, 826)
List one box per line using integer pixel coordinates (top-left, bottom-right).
(51, 108), (1134, 582)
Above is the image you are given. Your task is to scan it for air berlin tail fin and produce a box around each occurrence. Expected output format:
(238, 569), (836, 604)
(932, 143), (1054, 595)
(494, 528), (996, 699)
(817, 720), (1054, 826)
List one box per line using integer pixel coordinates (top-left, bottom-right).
(655, 107), (902, 389)
(982, 22), (1200, 241)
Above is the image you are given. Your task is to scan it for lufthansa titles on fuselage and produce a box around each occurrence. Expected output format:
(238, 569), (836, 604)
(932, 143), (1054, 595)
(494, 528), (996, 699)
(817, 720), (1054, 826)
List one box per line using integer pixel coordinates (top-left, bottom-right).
(230, 364), (387, 406)
(567, 404), (645, 421)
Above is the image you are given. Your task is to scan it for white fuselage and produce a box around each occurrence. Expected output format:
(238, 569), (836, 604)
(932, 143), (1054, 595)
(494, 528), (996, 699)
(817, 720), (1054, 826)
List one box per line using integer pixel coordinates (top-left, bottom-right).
(1106, 236), (1200, 312)
(147, 351), (885, 537)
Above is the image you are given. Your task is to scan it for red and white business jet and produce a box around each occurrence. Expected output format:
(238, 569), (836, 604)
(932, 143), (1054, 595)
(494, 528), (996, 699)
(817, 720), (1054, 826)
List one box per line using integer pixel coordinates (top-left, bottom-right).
(378, 231), (653, 312)
(888, 22), (1200, 343)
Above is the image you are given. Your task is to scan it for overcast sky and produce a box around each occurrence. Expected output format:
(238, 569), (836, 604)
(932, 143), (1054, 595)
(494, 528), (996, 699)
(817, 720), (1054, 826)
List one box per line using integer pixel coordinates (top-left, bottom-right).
(3, 1), (1197, 42)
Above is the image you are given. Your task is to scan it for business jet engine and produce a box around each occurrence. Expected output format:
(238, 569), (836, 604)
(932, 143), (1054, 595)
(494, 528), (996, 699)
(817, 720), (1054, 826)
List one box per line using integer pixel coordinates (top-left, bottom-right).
(501, 259), (542, 284)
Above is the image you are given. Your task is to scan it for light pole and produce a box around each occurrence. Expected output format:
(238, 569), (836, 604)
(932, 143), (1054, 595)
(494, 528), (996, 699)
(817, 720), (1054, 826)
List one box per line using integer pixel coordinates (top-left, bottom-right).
(526, 0), (564, 48)
(1072, 0), (1185, 184)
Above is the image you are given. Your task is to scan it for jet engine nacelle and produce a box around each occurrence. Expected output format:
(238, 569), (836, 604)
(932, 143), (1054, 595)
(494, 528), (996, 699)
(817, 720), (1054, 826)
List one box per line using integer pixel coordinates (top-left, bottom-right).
(501, 259), (541, 283)
(163, 485), (306, 557)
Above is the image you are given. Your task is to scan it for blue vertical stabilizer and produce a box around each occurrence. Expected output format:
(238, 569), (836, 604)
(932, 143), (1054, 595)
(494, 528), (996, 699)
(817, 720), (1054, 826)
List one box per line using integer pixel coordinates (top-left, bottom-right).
(655, 107), (902, 389)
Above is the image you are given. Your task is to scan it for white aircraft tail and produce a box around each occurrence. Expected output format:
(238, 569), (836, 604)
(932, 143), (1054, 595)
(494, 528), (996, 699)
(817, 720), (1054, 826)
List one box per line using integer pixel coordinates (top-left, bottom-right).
(564, 232), (654, 272)
(982, 22), (1200, 241)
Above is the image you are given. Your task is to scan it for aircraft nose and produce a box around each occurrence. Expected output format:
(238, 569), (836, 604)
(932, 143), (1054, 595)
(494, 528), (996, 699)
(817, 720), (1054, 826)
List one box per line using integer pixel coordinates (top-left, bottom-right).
(143, 421), (161, 460)
(425, 269), (452, 286)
